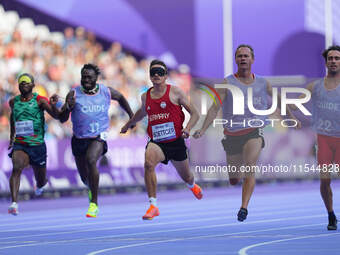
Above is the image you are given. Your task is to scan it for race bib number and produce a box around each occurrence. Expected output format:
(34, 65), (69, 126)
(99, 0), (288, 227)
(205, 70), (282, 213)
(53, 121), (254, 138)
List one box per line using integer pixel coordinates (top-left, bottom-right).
(317, 119), (332, 132)
(152, 122), (176, 142)
(15, 120), (34, 136)
(90, 122), (100, 133)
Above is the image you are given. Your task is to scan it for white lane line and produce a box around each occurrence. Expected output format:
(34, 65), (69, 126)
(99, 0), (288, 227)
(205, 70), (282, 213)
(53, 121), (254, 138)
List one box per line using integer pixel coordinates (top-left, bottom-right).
(0, 201), (325, 233)
(0, 187), (327, 224)
(0, 206), (238, 232)
(238, 232), (340, 255)
(0, 189), (325, 223)
(0, 206), (324, 241)
(0, 197), (262, 228)
(0, 195), (325, 225)
(0, 214), (325, 250)
(0, 198), (228, 223)
(0, 194), (268, 225)
(1, 199), (268, 232)
(0, 208), (256, 233)
(85, 223), (328, 255)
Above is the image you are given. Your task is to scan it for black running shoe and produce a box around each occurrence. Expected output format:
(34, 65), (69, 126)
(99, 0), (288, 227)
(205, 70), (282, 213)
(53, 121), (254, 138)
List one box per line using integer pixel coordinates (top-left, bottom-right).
(327, 216), (337, 230)
(237, 208), (248, 222)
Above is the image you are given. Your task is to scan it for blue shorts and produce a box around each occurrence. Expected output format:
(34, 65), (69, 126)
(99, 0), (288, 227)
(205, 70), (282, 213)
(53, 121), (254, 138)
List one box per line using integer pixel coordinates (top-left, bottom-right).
(8, 143), (47, 167)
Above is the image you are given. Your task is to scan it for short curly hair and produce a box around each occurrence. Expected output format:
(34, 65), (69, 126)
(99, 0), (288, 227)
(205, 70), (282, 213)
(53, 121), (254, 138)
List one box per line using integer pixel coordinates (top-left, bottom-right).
(81, 63), (101, 76)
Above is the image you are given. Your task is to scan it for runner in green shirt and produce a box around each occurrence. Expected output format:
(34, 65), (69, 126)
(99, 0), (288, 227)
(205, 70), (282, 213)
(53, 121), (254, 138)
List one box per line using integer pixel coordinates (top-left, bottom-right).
(8, 73), (59, 215)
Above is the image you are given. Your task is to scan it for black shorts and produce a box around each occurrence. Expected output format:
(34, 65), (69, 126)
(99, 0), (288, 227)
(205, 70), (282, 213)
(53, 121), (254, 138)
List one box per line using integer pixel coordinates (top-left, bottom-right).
(8, 142), (47, 167)
(71, 136), (108, 157)
(147, 137), (187, 165)
(221, 128), (265, 155)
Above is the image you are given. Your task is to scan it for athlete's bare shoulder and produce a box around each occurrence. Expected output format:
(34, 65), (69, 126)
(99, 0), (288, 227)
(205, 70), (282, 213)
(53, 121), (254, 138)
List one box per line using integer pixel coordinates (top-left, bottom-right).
(306, 80), (317, 92)
(141, 91), (147, 101)
(213, 78), (229, 101)
(169, 85), (183, 96)
(169, 85), (186, 105)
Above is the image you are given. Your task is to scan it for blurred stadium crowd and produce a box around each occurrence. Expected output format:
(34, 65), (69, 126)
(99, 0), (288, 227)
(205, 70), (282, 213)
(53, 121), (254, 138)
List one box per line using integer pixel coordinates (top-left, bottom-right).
(0, 5), (192, 140)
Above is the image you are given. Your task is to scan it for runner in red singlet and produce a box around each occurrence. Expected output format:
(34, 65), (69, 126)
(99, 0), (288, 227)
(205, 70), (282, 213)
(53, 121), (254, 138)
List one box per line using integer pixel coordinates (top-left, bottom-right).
(121, 59), (202, 220)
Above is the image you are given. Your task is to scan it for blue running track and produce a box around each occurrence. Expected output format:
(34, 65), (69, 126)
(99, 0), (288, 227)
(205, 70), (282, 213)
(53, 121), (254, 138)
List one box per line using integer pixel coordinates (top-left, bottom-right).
(0, 181), (339, 255)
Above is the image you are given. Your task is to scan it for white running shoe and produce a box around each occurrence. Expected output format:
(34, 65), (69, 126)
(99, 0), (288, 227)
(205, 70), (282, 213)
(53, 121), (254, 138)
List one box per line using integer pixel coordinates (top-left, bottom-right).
(8, 202), (18, 216)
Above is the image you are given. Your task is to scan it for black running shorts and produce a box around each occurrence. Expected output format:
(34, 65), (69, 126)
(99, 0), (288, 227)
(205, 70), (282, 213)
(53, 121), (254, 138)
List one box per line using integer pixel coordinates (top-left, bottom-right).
(147, 137), (187, 164)
(221, 128), (265, 155)
(71, 136), (108, 157)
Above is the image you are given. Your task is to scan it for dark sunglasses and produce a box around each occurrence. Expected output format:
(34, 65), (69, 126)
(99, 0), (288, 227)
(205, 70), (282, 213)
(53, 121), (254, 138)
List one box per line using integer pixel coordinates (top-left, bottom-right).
(150, 67), (167, 77)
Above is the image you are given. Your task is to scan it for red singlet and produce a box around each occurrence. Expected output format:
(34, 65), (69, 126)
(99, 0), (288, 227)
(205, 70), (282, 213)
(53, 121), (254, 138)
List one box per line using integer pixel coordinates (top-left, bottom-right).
(146, 85), (184, 143)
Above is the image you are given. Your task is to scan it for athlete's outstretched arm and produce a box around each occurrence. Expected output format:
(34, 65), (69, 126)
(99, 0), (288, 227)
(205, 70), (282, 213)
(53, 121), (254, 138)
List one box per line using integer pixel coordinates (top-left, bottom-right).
(289, 82), (315, 111)
(8, 98), (15, 149)
(120, 93), (147, 133)
(109, 87), (134, 118)
(57, 90), (75, 123)
(172, 86), (199, 138)
(193, 88), (227, 139)
(38, 96), (60, 119)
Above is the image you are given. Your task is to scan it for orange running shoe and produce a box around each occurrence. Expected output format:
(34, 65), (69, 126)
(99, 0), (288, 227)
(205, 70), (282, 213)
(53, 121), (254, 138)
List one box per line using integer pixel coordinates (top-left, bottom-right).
(190, 184), (203, 200)
(142, 204), (160, 220)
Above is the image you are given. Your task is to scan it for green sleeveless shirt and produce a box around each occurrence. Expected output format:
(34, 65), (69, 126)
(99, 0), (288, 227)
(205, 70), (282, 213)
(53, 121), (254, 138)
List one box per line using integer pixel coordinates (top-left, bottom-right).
(12, 93), (45, 145)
